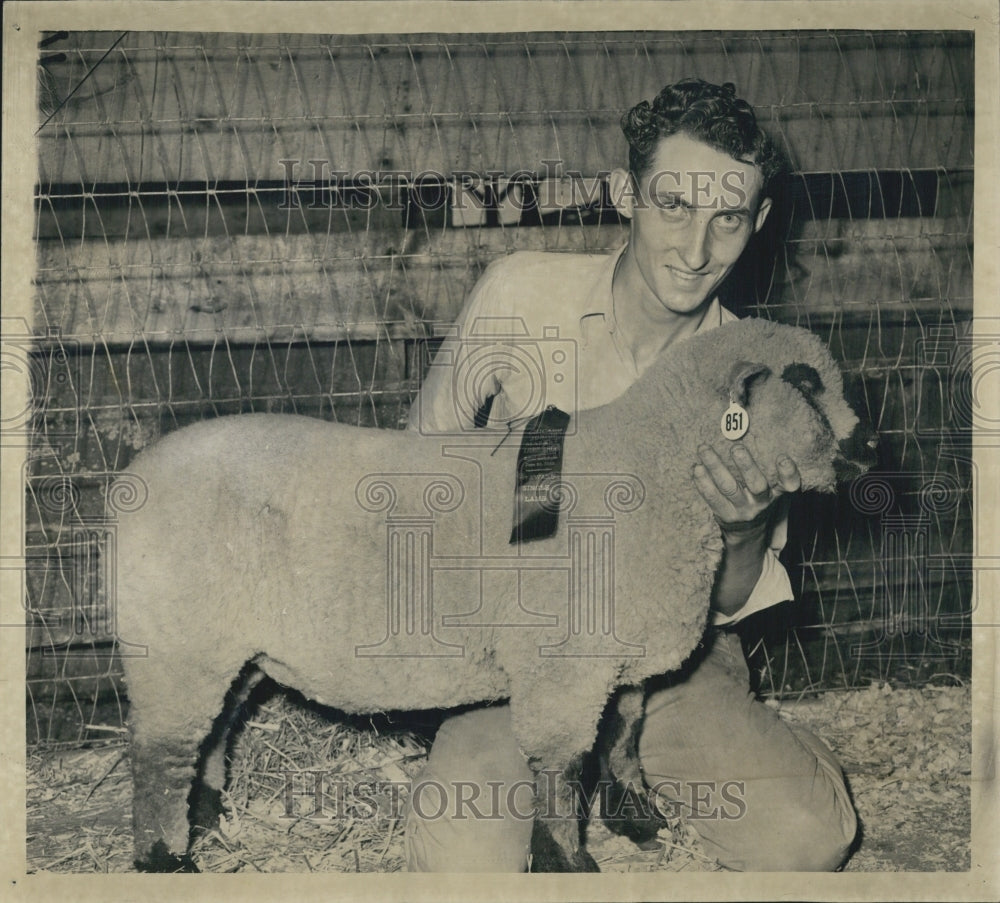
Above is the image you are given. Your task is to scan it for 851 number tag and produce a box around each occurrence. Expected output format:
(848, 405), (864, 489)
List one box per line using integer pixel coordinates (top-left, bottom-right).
(721, 402), (749, 440)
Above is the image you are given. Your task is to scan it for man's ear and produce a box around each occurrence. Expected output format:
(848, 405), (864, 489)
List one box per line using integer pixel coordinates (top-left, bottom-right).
(608, 168), (637, 220)
(753, 196), (773, 233)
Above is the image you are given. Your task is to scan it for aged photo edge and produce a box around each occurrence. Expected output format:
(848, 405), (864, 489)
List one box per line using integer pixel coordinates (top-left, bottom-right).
(2, 1), (998, 900)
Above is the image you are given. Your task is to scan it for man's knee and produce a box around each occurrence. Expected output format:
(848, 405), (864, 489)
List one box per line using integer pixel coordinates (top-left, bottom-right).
(405, 772), (535, 872)
(405, 706), (535, 872)
(718, 758), (858, 871)
(406, 793), (533, 872)
(742, 796), (857, 871)
(770, 729), (858, 870)
(646, 774), (856, 872)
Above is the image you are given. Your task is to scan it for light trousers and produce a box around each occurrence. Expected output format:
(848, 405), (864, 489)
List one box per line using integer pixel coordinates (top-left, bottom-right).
(405, 630), (857, 872)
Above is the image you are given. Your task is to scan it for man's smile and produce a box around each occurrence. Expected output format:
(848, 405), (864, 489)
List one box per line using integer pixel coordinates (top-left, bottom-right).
(665, 264), (709, 285)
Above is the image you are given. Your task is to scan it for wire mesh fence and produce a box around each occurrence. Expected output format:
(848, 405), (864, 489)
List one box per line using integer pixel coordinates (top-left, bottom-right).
(25, 29), (973, 745)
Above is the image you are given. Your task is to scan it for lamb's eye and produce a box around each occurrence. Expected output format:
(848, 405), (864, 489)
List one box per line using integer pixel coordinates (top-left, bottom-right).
(781, 363), (824, 398)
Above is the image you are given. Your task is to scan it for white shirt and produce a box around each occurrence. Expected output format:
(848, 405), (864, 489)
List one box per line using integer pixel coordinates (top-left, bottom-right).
(409, 244), (792, 625)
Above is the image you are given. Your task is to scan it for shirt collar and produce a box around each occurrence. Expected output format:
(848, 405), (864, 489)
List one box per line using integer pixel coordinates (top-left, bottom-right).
(580, 243), (627, 330)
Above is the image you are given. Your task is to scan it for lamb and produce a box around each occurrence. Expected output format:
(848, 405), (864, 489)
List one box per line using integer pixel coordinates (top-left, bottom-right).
(113, 318), (875, 873)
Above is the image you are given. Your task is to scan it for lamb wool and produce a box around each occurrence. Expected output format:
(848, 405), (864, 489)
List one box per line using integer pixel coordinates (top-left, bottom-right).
(115, 318), (874, 872)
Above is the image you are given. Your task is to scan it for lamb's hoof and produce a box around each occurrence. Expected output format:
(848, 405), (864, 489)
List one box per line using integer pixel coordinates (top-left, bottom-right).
(529, 820), (600, 873)
(570, 848), (600, 872)
(190, 784), (225, 833)
(635, 837), (665, 852)
(600, 783), (667, 844)
(135, 841), (199, 873)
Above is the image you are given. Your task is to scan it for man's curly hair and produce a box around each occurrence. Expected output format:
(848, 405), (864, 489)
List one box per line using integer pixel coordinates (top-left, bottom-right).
(621, 78), (787, 197)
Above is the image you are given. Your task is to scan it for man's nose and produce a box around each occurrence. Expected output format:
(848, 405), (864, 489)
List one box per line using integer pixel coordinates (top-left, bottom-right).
(677, 218), (711, 271)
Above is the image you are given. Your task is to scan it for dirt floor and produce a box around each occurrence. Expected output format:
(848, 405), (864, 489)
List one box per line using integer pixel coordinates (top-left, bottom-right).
(25, 679), (970, 873)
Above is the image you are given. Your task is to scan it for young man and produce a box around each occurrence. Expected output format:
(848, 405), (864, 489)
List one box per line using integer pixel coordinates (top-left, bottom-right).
(405, 79), (858, 872)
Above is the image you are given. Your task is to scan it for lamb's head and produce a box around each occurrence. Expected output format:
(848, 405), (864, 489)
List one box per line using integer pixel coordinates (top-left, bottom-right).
(693, 320), (877, 493)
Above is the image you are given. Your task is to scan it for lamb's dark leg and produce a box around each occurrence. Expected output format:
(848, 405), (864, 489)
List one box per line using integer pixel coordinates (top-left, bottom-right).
(599, 686), (668, 845)
(191, 667), (269, 833)
(528, 756), (600, 872)
(508, 682), (605, 872)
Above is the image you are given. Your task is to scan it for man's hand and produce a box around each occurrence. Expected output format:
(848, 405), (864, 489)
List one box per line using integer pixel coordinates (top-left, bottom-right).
(692, 442), (801, 532)
(693, 443), (801, 617)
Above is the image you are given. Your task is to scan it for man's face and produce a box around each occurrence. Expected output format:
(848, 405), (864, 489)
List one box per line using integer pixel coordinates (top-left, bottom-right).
(614, 131), (772, 316)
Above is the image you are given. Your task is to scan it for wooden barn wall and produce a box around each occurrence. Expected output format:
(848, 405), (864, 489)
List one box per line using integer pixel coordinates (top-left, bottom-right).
(38, 31), (972, 181)
(35, 31), (972, 341)
(27, 30), (973, 741)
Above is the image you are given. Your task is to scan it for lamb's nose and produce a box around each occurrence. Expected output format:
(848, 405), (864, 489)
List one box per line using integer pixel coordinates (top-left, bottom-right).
(835, 422), (879, 478)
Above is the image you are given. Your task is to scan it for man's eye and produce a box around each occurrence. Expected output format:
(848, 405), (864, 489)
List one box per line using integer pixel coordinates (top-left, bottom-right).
(714, 213), (746, 233)
(658, 200), (688, 220)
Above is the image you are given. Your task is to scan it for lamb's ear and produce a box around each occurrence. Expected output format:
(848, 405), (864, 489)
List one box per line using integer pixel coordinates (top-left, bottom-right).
(726, 361), (772, 406)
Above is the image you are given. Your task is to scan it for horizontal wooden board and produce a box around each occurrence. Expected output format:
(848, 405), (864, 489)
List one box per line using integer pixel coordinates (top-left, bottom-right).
(27, 392), (415, 479)
(37, 31), (973, 182)
(25, 305), (976, 462)
(34, 213), (972, 343)
(34, 168), (957, 242)
(38, 108), (973, 183)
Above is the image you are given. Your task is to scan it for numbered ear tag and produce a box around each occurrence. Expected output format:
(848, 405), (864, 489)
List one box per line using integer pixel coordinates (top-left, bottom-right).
(721, 401), (749, 440)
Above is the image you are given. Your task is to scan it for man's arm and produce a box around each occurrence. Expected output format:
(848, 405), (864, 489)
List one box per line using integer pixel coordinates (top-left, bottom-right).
(406, 262), (507, 436)
(693, 443), (801, 618)
(712, 520), (771, 618)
